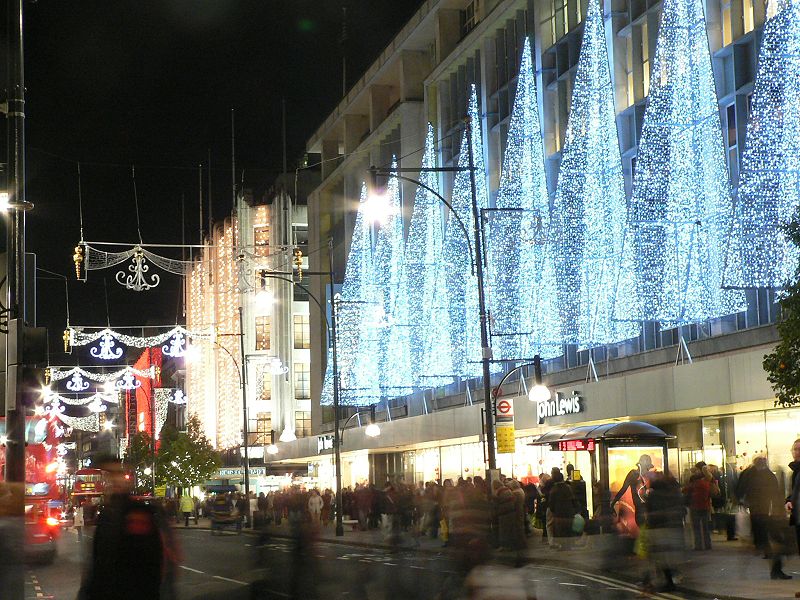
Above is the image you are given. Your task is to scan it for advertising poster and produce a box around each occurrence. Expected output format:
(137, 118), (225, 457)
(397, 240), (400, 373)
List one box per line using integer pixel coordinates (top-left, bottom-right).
(608, 446), (664, 538)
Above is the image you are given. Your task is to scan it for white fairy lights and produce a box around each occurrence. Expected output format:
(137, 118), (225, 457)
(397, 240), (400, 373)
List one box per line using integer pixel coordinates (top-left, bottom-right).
(489, 38), (562, 359)
(373, 160), (415, 397)
(724, 1), (800, 289)
(551, 4), (639, 347)
(405, 124), (454, 387)
(622, 0), (745, 323)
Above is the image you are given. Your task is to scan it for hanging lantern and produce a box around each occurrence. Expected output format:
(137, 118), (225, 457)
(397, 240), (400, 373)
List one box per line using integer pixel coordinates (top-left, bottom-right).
(293, 248), (304, 282)
(62, 329), (71, 353)
(73, 244), (85, 280)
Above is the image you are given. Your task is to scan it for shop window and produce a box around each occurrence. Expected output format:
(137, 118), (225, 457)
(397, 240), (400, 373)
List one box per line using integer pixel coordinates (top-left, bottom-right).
(293, 314), (310, 349)
(721, 0), (733, 46)
(251, 413), (272, 446)
(294, 363), (311, 399)
(626, 36), (635, 107)
(255, 316), (270, 351)
(295, 411), (311, 438)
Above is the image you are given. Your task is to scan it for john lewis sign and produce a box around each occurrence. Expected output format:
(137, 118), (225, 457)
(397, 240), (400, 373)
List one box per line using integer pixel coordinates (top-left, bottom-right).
(537, 391), (584, 424)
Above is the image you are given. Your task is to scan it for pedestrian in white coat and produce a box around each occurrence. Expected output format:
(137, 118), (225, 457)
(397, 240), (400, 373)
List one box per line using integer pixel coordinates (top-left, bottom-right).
(308, 489), (323, 526)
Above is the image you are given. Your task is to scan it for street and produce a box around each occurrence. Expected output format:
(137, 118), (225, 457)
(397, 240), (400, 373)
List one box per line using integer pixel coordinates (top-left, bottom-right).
(25, 527), (698, 600)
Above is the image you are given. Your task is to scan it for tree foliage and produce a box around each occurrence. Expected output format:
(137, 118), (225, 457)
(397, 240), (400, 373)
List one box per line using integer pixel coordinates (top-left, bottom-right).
(763, 212), (800, 408)
(123, 415), (220, 492)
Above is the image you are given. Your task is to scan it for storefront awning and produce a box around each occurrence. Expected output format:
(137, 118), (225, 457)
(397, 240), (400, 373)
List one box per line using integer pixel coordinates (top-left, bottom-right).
(528, 421), (670, 446)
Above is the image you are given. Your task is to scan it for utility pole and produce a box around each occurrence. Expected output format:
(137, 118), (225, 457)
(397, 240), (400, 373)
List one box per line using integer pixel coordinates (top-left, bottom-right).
(465, 117), (497, 474)
(4, 0), (32, 595)
(238, 306), (250, 500)
(329, 239), (344, 537)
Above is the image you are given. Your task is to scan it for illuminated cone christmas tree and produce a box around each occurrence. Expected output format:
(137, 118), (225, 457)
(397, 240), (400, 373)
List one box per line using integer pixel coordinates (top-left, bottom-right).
(489, 38), (561, 360)
(326, 184), (381, 405)
(551, 0), (639, 346)
(623, 0), (745, 323)
(374, 161), (415, 397)
(724, 1), (800, 289)
(406, 125), (454, 387)
(443, 85), (499, 378)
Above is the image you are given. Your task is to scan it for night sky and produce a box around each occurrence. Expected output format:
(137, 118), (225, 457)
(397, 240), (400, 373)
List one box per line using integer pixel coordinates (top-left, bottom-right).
(15, 0), (424, 361)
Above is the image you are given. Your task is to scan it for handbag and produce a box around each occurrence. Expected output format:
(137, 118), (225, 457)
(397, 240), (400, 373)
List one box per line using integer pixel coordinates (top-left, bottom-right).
(532, 514), (544, 530)
(634, 524), (649, 559)
(735, 506), (751, 540)
(439, 518), (449, 542)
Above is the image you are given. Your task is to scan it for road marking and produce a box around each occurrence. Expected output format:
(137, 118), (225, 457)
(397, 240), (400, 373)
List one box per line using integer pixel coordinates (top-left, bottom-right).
(180, 566), (205, 574)
(533, 565), (681, 599)
(558, 582), (587, 587)
(212, 575), (248, 586)
(409, 565), (424, 570)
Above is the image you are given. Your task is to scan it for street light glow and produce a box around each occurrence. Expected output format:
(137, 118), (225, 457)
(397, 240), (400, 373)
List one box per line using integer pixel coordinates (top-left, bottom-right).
(279, 428), (297, 443)
(255, 290), (275, 312)
(143, 467), (152, 476)
(363, 192), (395, 224)
(528, 383), (551, 403)
(266, 444), (279, 455)
(185, 344), (201, 363)
(103, 420), (115, 431)
(0, 192), (9, 211)
(365, 423), (381, 438)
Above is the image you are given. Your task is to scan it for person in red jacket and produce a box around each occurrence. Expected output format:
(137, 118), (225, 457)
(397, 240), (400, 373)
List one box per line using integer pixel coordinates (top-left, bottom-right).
(684, 464), (715, 550)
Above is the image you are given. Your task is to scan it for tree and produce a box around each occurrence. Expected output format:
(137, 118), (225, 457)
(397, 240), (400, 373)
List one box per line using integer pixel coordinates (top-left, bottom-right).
(763, 211), (800, 407)
(155, 415), (221, 490)
(123, 431), (155, 494)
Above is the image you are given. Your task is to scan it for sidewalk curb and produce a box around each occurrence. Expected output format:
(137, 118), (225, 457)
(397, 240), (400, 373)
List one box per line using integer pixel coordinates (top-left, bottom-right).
(176, 525), (760, 600)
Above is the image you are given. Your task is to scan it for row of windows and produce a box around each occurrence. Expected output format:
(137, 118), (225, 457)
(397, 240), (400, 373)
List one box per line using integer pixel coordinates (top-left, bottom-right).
(249, 410), (312, 443)
(257, 362), (311, 401)
(254, 314), (311, 351)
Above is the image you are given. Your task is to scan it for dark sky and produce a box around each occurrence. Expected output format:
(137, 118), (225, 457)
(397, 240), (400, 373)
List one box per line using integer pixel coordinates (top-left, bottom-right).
(13, 0), (425, 360)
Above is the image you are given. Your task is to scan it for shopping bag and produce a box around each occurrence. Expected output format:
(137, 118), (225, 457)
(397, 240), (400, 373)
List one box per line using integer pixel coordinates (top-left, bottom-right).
(532, 514), (544, 530)
(634, 524), (649, 559)
(735, 507), (751, 540)
(440, 518), (449, 542)
(572, 513), (586, 535)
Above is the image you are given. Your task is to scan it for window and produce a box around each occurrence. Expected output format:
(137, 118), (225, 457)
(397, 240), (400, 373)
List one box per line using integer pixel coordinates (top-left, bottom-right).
(743, 0), (755, 33)
(553, 0), (568, 40)
(626, 36), (635, 107)
(293, 315), (310, 349)
(250, 413), (272, 445)
(295, 411), (311, 438)
(254, 225), (270, 257)
(721, 0), (733, 46)
(294, 363), (311, 399)
(259, 369), (272, 400)
(255, 316), (270, 351)
(641, 21), (650, 98)
(726, 104), (737, 148)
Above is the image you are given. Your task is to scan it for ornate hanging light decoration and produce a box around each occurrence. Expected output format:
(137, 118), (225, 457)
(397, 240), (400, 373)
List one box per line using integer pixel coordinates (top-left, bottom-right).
(65, 372), (90, 392)
(116, 246), (160, 292)
(162, 331), (186, 358)
(90, 332), (124, 360)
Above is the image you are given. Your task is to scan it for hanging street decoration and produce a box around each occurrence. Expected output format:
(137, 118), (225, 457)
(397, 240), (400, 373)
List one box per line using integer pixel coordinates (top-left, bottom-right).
(90, 332), (124, 360)
(154, 389), (171, 439)
(551, 3), (640, 348)
(74, 241), (201, 290)
(65, 372), (90, 392)
(724, 1), (800, 289)
(86, 396), (108, 413)
(620, 0), (746, 324)
(405, 124), (454, 388)
(43, 392), (117, 407)
(56, 412), (99, 433)
(115, 371), (141, 391)
(488, 38), (562, 360)
(162, 330), (186, 357)
(171, 389), (187, 405)
(68, 325), (211, 352)
(49, 365), (155, 385)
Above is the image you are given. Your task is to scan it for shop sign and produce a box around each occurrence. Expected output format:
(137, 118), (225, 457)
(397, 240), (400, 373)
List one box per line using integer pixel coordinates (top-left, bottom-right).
(538, 391), (583, 424)
(317, 434), (334, 454)
(217, 467), (267, 478)
(496, 398), (515, 454)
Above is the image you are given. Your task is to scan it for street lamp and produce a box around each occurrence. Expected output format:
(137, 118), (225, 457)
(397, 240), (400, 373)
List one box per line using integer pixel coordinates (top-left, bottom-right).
(492, 354), (551, 403)
(367, 116), (498, 479)
(338, 407), (381, 448)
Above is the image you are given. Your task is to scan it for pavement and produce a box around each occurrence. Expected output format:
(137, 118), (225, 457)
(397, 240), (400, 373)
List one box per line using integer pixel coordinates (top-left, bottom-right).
(169, 516), (800, 600)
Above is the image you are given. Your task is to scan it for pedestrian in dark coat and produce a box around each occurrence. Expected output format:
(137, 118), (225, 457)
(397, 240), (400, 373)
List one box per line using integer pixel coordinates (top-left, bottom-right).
(786, 439), (800, 556)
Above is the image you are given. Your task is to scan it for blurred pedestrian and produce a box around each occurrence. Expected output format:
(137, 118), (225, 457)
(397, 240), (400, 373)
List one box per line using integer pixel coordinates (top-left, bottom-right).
(78, 456), (171, 600)
(548, 471), (576, 550)
(74, 501), (85, 540)
(684, 464), (713, 550)
(179, 493), (194, 527)
(643, 472), (685, 592)
(308, 489), (323, 526)
(786, 438), (800, 552)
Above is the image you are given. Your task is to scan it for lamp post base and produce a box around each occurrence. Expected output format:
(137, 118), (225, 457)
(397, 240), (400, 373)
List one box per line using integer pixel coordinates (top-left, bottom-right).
(335, 524), (344, 537)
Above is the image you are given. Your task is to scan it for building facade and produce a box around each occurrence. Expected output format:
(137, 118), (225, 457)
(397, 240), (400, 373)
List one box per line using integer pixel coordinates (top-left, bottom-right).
(266, 0), (795, 497)
(185, 188), (313, 466)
